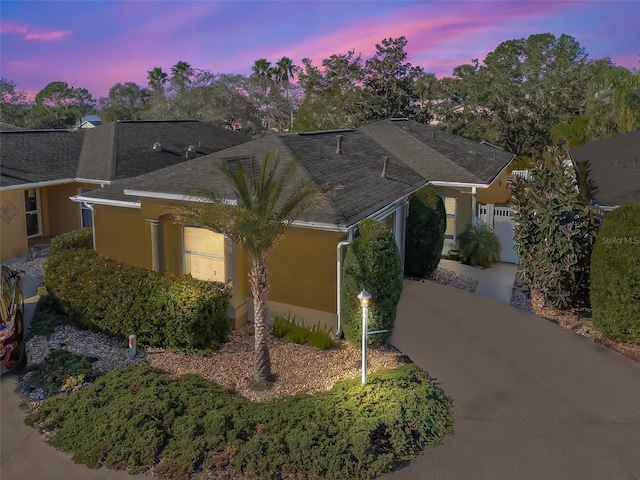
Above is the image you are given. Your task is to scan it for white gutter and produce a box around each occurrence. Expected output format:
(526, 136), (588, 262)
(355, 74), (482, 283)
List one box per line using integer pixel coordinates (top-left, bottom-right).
(74, 178), (111, 185)
(123, 189), (239, 206)
(70, 194), (140, 209)
(0, 178), (75, 192)
(428, 181), (489, 189)
(292, 220), (348, 232)
(336, 227), (355, 337)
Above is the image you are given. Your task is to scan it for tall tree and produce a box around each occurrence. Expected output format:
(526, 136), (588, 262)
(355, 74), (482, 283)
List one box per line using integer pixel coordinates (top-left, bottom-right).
(98, 82), (150, 122)
(172, 152), (319, 387)
(414, 72), (438, 124)
(170, 61), (194, 94)
(0, 78), (31, 127)
(251, 58), (274, 94)
(147, 66), (168, 101)
(275, 56), (295, 128)
(363, 36), (423, 120)
(29, 81), (96, 128)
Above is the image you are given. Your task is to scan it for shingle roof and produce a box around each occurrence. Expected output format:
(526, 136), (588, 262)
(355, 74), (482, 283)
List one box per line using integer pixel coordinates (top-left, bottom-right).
(569, 129), (640, 207)
(361, 119), (515, 184)
(1, 120), (252, 189)
(1, 130), (85, 188)
(0, 123), (27, 132)
(81, 119), (517, 229)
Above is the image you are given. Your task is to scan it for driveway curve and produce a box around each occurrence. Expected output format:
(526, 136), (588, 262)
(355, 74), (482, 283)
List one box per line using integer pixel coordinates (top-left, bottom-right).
(383, 280), (640, 480)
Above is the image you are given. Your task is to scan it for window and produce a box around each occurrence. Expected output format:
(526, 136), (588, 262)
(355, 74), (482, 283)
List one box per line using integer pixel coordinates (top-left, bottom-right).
(79, 188), (93, 228)
(24, 189), (41, 238)
(183, 227), (226, 282)
(442, 196), (457, 241)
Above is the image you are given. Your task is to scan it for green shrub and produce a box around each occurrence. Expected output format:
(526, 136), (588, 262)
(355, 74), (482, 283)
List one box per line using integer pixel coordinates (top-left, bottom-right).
(307, 325), (333, 350)
(24, 350), (95, 397)
(404, 186), (446, 277)
(509, 153), (601, 308)
(26, 364), (453, 479)
(456, 223), (501, 268)
(591, 204), (640, 344)
(272, 313), (296, 338)
(43, 249), (231, 352)
(49, 228), (93, 257)
(27, 291), (69, 338)
(341, 219), (403, 347)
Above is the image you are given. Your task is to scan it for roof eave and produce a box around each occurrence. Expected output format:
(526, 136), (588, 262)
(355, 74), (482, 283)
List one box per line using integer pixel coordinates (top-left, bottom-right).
(0, 178), (76, 192)
(70, 194), (141, 209)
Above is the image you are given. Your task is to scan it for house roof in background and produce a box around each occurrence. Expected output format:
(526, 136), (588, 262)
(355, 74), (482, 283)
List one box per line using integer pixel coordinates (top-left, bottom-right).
(1, 120), (253, 190)
(0, 122), (27, 132)
(0, 129), (85, 188)
(361, 119), (515, 185)
(569, 129), (640, 208)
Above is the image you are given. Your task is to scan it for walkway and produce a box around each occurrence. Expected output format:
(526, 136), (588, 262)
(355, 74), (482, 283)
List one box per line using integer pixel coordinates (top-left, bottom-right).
(383, 280), (640, 479)
(438, 259), (518, 305)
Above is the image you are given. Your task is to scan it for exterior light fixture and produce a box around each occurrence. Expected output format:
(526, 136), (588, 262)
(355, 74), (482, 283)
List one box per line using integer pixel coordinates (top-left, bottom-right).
(357, 289), (371, 385)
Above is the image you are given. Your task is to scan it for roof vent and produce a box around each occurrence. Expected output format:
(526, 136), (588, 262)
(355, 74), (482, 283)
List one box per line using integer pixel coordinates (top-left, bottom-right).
(153, 142), (162, 152)
(382, 157), (389, 178)
(336, 135), (343, 154)
(188, 145), (197, 154)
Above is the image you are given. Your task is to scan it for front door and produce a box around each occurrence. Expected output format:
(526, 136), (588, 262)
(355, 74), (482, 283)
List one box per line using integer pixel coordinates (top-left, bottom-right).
(24, 189), (41, 238)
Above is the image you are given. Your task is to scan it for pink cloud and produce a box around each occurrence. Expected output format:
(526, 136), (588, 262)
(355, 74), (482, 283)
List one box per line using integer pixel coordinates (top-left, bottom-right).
(0, 20), (71, 41)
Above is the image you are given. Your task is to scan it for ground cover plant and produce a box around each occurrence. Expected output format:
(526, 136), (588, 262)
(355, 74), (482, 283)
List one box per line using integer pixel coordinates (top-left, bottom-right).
(272, 313), (333, 350)
(26, 364), (453, 480)
(23, 350), (95, 397)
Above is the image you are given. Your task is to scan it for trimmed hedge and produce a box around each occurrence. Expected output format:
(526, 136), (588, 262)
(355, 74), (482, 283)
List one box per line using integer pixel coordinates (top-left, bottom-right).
(591, 204), (640, 345)
(49, 227), (93, 257)
(404, 186), (446, 277)
(43, 249), (231, 352)
(341, 219), (403, 346)
(26, 364), (453, 479)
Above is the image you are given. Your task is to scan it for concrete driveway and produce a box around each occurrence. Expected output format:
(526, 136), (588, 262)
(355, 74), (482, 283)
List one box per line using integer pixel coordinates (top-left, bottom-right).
(383, 280), (640, 480)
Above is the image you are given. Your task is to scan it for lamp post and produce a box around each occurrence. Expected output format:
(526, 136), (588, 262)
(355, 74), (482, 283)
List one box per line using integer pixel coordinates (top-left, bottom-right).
(357, 290), (371, 385)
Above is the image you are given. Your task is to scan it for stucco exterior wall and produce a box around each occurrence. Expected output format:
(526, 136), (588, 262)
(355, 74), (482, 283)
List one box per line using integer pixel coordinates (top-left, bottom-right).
(477, 168), (512, 205)
(45, 183), (96, 236)
(435, 186), (472, 240)
(0, 189), (28, 261)
(93, 204), (152, 270)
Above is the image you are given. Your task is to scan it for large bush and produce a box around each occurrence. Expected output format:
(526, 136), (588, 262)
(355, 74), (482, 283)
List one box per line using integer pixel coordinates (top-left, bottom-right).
(404, 186), (446, 277)
(509, 153), (601, 308)
(49, 228), (93, 257)
(341, 219), (403, 346)
(44, 249), (231, 352)
(456, 223), (501, 268)
(26, 364), (453, 480)
(591, 204), (640, 344)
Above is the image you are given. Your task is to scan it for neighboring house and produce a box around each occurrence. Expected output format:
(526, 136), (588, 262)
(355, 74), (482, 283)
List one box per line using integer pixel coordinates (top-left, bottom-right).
(74, 115), (102, 129)
(75, 118), (515, 333)
(569, 129), (640, 211)
(0, 120), (252, 262)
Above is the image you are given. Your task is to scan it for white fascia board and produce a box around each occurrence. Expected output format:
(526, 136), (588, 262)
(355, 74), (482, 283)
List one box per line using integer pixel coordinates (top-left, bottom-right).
(291, 220), (347, 232)
(124, 189), (238, 206)
(428, 181), (489, 189)
(0, 178), (75, 192)
(70, 194), (140, 209)
(74, 178), (111, 185)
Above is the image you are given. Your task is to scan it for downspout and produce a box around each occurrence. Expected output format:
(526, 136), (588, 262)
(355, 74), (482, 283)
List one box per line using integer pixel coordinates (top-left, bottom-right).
(83, 202), (97, 251)
(336, 227), (355, 337)
(471, 187), (477, 226)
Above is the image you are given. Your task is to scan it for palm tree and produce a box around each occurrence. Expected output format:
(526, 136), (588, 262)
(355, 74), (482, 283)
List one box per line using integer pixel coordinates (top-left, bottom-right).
(170, 61), (194, 93)
(251, 58), (273, 94)
(275, 56), (295, 129)
(147, 66), (168, 99)
(173, 152), (318, 387)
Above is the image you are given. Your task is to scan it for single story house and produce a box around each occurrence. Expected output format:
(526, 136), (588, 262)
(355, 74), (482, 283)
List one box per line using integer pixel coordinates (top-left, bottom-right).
(569, 129), (640, 211)
(75, 118), (515, 333)
(0, 120), (252, 262)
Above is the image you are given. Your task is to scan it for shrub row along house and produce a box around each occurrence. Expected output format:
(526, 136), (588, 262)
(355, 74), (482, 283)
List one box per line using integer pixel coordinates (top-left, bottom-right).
(1, 118), (515, 332)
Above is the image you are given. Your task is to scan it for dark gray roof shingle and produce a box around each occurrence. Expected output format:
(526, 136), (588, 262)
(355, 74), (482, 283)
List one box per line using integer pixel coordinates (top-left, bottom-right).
(569, 129), (640, 207)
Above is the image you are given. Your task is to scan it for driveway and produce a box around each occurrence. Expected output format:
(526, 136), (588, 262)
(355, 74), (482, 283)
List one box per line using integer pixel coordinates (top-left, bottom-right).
(383, 280), (640, 480)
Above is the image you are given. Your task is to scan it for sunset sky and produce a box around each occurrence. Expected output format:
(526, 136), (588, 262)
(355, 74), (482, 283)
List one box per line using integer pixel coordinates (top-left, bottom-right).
(1, 0), (639, 100)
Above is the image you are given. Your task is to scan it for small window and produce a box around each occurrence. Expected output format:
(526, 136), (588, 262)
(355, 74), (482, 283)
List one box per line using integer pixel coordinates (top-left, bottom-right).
(79, 188), (94, 228)
(24, 188), (41, 237)
(442, 196), (457, 241)
(183, 227), (226, 282)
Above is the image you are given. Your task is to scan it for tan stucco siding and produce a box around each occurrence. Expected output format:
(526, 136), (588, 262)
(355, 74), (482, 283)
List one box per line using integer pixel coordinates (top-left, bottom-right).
(45, 183), (93, 236)
(265, 227), (342, 315)
(93, 204), (152, 269)
(435, 187), (472, 239)
(477, 169), (512, 205)
(0, 189), (28, 261)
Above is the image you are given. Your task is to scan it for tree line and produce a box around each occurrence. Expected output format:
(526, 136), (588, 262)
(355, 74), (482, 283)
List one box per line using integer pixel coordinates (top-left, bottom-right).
(1, 33), (638, 157)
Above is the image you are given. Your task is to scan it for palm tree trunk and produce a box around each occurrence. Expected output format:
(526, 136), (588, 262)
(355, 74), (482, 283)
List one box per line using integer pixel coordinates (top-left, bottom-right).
(249, 256), (272, 385)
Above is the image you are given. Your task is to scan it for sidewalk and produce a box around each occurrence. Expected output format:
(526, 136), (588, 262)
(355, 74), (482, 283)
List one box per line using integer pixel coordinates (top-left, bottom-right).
(438, 259), (518, 304)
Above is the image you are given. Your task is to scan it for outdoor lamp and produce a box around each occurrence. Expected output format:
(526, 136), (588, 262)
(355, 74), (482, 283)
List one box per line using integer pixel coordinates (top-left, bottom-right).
(358, 290), (372, 384)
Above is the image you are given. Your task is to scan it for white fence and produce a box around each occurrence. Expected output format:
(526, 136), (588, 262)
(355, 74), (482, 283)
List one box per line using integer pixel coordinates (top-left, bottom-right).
(479, 204), (519, 264)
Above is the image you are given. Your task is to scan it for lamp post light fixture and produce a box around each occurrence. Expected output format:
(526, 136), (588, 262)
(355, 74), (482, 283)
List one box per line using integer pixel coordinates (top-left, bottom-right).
(357, 289), (372, 385)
